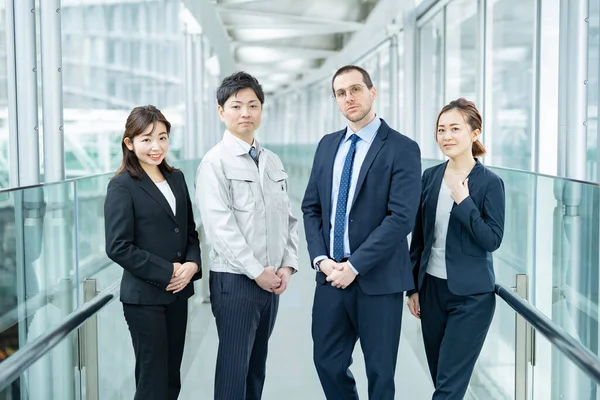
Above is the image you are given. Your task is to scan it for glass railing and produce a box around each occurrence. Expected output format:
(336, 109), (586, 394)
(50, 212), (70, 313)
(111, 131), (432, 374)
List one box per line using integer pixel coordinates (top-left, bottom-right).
(2, 145), (600, 398)
(0, 158), (203, 399)
(268, 145), (600, 399)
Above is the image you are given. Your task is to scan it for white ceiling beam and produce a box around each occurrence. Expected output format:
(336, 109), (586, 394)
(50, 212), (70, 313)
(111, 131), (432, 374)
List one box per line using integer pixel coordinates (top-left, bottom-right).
(228, 26), (360, 42)
(225, 23), (361, 34)
(233, 43), (339, 59)
(217, 7), (366, 31)
(181, 0), (236, 78)
(277, 0), (404, 94)
(236, 62), (320, 73)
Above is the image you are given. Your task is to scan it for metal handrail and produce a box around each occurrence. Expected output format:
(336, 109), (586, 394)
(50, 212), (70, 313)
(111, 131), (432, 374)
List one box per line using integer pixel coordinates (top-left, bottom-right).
(0, 280), (120, 392)
(495, 282), (600, 385)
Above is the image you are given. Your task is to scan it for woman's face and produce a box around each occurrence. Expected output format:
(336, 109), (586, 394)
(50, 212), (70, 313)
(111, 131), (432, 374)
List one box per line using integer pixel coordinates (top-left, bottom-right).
(436, 109), (479, 159)
(124, 121), (169, 169)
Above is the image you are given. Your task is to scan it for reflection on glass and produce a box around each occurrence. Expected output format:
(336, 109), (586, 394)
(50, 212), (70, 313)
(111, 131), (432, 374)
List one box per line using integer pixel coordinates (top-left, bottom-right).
(445, 0), (478, 102)
(588, 0), (600, 181)
(418, 13), (444, 160)
(486, 0), (535, 171)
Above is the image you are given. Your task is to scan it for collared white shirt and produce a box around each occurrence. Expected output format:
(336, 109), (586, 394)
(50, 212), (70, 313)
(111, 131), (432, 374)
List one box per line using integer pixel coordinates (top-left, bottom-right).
(195, 130), (299, 279)
(313, 117), (381, 272)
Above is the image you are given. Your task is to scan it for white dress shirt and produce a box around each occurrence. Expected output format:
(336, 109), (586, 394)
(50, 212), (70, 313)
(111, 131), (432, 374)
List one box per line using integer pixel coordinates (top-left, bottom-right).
(195, 131), (299, 279)
(314, 116), (381, 273)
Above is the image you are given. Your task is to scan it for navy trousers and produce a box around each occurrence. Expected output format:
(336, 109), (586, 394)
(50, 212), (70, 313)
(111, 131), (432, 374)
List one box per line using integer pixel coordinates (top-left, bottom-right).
(123, 297), (188, 400)
(312, 279), (404, 400)
(420, 273), (495, 400)
(210, 271), (279, 400)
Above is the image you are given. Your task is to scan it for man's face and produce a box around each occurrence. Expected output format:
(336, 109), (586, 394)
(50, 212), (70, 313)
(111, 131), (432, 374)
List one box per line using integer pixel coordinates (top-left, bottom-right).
(218, 88), (262, 138)
(332, 70), (376, 123)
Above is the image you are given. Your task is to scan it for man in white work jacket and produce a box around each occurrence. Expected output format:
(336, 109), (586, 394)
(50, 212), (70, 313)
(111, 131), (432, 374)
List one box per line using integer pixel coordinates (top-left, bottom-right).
(195, 71), (299, 400)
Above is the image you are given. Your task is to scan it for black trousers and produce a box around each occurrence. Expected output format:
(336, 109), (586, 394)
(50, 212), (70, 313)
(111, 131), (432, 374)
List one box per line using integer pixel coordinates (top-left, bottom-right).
(123, 297), (188, 400)
(420, 274), (495, 400)
(210, 271), (279, 400)
(312, 281), (404, 400)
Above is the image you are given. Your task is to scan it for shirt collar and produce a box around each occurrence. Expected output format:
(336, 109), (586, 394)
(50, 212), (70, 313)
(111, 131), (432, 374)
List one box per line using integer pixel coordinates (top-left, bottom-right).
(222, 130), (262, 156)
(344, 116), (381, 144)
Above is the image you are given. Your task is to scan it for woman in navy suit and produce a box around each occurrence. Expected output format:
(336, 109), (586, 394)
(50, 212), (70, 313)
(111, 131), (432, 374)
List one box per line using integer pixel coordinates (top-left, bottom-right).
(104, 105), (201, 400)
(407, 98), (505, 399)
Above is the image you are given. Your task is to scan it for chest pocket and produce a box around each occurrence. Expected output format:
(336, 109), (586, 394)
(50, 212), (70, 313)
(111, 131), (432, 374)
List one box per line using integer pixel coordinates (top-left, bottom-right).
(266, 169), (288, 210)
(225, 168), (256, 211)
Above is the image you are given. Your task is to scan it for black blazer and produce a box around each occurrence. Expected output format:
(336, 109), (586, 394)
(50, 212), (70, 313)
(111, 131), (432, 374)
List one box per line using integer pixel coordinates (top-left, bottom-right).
(104, 166), (202, 305)
(302, 119), (422, 295)
(409, 160), (505, 296)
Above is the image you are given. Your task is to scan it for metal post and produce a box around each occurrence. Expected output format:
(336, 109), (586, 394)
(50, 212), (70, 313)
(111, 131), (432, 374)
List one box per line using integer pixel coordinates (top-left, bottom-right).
(40, 0), (65, 183)
(15, 0), (40, 186)
(6, 0), (19, 188)
(80, 279), (100, 400)
(184, 32), (195, 161)
(389, 33), (399, 130)
(402, 5), (416, 139)
(515, 274), (530, 400)
(193, 34), (205, 157)
(556, 0), (589, 399)
(565, 0), (589, 182)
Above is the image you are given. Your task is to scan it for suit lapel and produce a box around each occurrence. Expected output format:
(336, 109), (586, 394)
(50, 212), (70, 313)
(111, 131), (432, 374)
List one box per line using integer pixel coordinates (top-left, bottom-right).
(322, 129), (347, 217)
(139, 172), (178, 225)
(350, 122), (387, 207)
(426, 162), (446, 233)
(164, 170), (186, 225)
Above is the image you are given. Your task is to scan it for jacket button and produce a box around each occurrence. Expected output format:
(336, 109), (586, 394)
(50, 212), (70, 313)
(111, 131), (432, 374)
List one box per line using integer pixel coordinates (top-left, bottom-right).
(174, 228), (179, 233)
(177, 252), (182, 257)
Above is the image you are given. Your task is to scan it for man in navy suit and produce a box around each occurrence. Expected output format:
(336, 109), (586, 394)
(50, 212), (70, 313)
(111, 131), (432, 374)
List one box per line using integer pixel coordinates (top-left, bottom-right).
(301, 65), (422, 400)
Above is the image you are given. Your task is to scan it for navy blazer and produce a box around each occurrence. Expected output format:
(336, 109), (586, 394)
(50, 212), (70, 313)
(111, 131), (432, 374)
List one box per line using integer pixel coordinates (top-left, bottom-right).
(409, 160), (505, 296)
(301, 119), (422, 295)
(104, 166), (202, 305)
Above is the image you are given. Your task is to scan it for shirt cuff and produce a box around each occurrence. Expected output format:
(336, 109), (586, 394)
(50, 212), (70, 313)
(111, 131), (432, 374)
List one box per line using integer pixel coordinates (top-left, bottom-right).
(313, 255), (328, 271)
(347, 260), (359, 275)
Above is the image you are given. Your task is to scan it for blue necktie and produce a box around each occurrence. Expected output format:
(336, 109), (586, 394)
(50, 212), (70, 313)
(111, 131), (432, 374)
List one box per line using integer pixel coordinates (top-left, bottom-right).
(333, 134), (359, 262)
(249, 146), (259, 167)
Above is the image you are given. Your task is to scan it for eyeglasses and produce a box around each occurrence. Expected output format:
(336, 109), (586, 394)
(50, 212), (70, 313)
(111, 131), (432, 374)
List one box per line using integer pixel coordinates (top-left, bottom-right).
(332, 84), (367, 102)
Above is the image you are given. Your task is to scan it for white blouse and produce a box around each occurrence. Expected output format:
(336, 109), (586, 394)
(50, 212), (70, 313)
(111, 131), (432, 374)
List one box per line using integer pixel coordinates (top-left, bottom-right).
(155, 180), (176, 216)
(426, 181), (454, 279)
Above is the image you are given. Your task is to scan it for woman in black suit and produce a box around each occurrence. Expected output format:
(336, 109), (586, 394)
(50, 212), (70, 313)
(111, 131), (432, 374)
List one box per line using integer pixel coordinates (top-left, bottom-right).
(407, 98), (505, 399)
(104, 105), (201, 400)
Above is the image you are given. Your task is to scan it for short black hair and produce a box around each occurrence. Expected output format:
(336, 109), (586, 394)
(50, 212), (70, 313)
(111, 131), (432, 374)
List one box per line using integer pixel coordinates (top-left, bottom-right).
(331, 65), (374, 93)
(216, 71), (265, 107)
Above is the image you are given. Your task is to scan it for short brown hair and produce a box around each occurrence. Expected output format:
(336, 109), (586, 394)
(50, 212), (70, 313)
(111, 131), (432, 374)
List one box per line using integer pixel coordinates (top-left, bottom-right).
(331, 65), (374, 94)
(436, 98), (486, 157)
(116, 105), (176, 179)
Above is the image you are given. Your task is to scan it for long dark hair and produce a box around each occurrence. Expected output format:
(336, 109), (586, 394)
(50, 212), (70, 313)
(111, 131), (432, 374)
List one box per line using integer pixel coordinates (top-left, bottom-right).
(115, 105), (176, 179)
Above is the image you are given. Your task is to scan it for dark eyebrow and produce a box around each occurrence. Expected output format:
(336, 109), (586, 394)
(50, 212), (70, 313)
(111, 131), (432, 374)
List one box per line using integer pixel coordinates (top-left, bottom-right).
(438, 123), (461, 127)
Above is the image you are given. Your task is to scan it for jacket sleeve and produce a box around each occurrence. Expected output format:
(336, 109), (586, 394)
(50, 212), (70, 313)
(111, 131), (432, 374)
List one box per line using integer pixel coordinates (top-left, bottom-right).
(182, 172), (202, 281)
(195, 160), (264, 279)
(452, 174), (505, 252)
(281, 175), (300, 271)
(300, 139), (329, 266)
(407, 173), (427, 295)
(349, 140), (422, 276)
(104, 179), (174, 288)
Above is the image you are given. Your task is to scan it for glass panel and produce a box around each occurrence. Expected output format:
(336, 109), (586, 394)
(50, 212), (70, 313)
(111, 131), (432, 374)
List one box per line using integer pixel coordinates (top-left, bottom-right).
(0, 1), (9, 188)
(469, 299), (515, 399)
(445, 0), (478, 102)
(588, 0), (600, 181)
(418, 12), (445, 160)
(485, 0), (535, 171)
(61, 0), (185, 177)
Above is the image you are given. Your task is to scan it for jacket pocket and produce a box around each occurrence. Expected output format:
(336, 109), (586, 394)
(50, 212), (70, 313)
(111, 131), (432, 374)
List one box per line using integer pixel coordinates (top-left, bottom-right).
(225, 168), (256, 211)
(461, 229), (486, 257)
(266, 168), (289, 210)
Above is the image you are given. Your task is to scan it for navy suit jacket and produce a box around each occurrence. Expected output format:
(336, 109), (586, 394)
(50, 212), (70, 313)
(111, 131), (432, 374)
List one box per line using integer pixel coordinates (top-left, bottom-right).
(409, 160), (505, 296)
(301, 119), (422, 295)
(104, 166), (202, 305)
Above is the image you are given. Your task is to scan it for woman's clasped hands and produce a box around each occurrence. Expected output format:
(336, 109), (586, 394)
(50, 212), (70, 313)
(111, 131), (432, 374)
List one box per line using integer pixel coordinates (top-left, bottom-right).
(166, 262), (199, 293)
